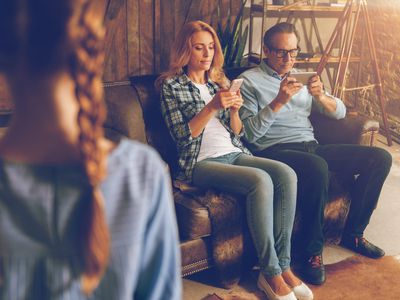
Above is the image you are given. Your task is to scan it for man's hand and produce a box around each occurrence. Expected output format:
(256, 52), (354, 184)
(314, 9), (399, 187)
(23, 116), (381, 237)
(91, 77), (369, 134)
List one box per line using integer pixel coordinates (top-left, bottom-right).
(307, 75), (325, 99)
(269, 76), (303, 112)
(308, 74), (338, 112)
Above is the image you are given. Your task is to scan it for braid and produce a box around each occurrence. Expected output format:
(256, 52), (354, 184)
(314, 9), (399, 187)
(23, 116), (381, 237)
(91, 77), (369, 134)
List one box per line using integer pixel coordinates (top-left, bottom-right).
(69, 0), (109, 295)
(0, 0), (109, 295)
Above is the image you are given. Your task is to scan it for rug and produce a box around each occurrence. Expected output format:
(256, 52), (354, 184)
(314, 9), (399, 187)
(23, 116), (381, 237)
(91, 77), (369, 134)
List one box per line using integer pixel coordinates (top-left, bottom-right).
(205, 255), (400, 300)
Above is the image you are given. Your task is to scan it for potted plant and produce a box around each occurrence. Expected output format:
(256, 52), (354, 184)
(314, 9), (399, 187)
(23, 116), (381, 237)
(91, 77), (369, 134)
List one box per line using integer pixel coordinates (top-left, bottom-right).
(216, 0), (249, 68)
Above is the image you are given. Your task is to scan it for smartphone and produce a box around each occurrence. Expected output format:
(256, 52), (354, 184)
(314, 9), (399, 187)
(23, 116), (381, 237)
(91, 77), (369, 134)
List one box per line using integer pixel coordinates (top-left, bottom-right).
(229, 78), (244, 92)
(290, 71), (317, 85)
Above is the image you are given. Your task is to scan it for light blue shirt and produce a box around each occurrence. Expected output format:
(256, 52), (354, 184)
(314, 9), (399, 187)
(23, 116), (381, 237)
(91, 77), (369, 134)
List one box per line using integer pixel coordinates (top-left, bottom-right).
(239, 60), (346, 152)
(0, 139), (182, 300)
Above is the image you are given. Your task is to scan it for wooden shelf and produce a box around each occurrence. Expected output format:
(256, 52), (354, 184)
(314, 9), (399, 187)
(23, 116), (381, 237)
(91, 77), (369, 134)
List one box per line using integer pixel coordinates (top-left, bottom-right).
(248, 54), (360, 65)
(251, 4), (347, 13)
(250, 4), (351, 19)
(297, 56), (361, 64)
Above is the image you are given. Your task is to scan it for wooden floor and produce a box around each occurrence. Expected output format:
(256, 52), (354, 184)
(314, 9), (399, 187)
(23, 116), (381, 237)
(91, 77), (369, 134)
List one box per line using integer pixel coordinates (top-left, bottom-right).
(183, 135), (400, 300)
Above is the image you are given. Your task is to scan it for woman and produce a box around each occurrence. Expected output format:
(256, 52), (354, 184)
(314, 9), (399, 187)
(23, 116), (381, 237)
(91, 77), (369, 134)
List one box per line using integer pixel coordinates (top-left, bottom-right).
(0, 1), (181, 299)
(158, 21), (313, 300)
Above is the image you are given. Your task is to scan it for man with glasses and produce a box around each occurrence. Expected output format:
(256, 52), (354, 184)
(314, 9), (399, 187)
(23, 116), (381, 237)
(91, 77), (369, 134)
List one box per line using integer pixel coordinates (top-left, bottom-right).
(239, 22), (392, 286)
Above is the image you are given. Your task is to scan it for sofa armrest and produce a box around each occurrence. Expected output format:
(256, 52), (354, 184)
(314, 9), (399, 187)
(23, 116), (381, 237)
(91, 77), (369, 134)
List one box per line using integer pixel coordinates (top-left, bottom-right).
(310, 113), (379, 146)
(103, 82), (147, 144)
(130, 75), (180, 176)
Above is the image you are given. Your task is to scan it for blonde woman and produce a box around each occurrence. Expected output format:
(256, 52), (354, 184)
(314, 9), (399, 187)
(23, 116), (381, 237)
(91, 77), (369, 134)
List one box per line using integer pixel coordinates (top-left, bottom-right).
(0, 0), (181, 299)
(158, 20), (313, 300)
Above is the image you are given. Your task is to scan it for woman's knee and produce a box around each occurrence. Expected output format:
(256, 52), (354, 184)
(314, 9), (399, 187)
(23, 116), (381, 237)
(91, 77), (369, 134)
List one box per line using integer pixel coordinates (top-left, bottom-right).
(273, 161), (297, 186)
(247, 168), (274, 193)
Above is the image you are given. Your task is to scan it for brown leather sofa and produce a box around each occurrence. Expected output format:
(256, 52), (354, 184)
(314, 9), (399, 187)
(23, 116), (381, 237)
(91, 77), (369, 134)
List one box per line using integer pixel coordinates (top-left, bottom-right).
(103, 69), (379, 287)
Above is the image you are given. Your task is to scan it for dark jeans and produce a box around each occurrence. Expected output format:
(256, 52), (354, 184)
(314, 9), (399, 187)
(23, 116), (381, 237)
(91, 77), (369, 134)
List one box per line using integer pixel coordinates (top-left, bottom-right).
(255, 141), (392, 258)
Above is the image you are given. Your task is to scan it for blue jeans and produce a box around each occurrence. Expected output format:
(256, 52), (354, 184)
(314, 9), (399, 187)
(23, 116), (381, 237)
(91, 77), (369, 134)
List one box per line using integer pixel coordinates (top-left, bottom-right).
(192, 152), (297, 276)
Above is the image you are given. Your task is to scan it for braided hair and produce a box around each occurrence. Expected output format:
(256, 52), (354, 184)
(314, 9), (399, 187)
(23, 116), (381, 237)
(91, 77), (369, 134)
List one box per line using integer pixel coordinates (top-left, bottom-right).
(0, 0), (109, 295)
(69, 0), (110, 295)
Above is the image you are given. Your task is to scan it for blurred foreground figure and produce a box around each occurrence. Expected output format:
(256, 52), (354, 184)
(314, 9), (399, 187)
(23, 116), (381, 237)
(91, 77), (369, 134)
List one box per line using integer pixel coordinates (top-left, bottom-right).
(0, 1), (181, 299)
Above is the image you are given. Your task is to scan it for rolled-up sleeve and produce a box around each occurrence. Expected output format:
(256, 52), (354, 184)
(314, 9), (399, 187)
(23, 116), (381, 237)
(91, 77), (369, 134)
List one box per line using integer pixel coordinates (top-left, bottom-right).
(312, 92), (347, 120)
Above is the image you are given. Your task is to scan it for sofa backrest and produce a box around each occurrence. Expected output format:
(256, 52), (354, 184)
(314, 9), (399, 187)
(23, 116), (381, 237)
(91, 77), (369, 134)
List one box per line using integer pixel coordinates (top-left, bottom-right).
(129, 75), (179, 175)
(103, 68), (253, 176)
(103, 81), (147, 144)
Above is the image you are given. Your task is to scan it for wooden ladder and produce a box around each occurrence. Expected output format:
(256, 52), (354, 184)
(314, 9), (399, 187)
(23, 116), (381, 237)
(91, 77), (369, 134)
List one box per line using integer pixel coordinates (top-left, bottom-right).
(316, 0), (392, 146)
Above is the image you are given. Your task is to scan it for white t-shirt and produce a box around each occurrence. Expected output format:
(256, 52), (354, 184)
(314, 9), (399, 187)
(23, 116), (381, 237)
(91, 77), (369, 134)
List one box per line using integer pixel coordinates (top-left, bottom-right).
(193, 83), (241, 162)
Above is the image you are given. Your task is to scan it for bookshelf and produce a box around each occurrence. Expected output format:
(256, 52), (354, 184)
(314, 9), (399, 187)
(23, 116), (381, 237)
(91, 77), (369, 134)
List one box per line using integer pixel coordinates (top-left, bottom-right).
(248, 0), (354, 89)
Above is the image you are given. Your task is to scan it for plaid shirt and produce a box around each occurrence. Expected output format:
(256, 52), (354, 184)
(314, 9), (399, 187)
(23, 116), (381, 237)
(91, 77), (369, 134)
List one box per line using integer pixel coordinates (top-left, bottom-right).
(160, 73), (251, 182)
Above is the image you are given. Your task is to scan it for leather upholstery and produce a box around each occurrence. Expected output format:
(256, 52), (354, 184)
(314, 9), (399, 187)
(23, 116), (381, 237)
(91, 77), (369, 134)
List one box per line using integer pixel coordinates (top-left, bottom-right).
(310, 113), (379, 146)
(103, 70), (379, 284)
(174, 190), (212, 240)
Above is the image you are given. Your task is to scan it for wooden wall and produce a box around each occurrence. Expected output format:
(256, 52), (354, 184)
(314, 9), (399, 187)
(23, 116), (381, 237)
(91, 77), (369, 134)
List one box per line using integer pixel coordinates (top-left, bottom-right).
(0, 0), (243, 108)
(103, 0), (243, 81)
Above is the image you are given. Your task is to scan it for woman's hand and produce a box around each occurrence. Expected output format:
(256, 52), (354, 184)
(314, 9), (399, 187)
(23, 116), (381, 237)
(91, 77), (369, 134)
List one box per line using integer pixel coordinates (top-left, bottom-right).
(229, 91), (243, 114)
(190, 90), (243, 137)
(208, 90), (241, 111)
(229, 91), (244, 135)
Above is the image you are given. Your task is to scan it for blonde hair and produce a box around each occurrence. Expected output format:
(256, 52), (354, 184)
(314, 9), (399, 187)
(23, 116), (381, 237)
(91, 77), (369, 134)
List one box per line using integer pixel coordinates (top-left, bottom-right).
(156, 20), (229, 89)
(0, 0), (109, 295)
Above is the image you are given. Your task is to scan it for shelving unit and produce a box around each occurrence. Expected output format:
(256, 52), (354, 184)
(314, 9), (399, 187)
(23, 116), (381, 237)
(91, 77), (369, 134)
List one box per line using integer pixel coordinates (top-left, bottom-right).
(248, 0), (350, 88)
(315, 0), (392, 145)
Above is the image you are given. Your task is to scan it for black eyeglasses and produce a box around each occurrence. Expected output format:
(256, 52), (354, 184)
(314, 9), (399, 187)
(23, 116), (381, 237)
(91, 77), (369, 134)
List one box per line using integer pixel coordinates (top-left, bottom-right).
(269, 47), (300, 58)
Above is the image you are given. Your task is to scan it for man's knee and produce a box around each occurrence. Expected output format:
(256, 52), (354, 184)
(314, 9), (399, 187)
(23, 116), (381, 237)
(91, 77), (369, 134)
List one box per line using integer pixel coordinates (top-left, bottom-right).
(300, 155), (329, 186)
(372, 147), (392, 174)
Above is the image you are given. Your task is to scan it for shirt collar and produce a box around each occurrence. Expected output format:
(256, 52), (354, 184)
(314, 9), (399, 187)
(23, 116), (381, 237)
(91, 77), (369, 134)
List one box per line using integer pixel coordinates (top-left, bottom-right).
(176, 72), (218, 90)
(260, 59), (288, 80)
(177, 73), (192, 85)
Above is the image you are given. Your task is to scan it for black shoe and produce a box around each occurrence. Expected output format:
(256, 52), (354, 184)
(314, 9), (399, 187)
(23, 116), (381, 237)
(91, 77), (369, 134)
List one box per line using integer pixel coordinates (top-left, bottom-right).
(340, 235), (385, 259)
(296, 254), (326, 286)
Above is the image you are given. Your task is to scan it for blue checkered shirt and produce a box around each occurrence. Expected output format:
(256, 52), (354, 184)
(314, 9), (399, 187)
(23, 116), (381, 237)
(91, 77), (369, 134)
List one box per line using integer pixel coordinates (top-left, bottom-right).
(160, 73), (251, 182)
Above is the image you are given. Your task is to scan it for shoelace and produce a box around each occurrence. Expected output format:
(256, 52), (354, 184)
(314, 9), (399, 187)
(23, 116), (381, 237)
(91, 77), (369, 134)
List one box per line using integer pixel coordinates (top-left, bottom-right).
(308, 255), (322, 268)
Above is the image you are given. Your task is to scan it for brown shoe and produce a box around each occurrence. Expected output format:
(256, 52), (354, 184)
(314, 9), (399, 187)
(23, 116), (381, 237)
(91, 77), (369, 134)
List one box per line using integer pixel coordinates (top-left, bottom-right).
(297, 254), (326, 286)
(340, 235), (385, 259)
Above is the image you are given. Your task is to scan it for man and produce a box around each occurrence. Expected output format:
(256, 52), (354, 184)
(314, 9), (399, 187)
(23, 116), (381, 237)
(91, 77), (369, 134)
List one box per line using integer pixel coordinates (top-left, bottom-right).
(239, 22), (392, 285)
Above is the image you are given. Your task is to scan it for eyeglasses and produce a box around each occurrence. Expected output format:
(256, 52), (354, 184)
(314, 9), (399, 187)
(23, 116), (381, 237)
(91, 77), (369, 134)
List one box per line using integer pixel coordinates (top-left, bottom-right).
(269, 47), (300, 58)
